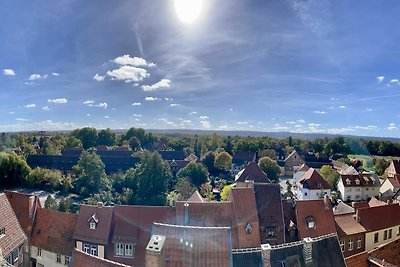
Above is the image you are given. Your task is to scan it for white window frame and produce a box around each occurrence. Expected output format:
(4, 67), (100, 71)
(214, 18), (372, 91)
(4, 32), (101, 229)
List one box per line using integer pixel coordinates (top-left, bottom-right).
(115, 243), (124, 256)
(64, 256), (70, 265)
(90, 245), (98, 256)
(384, 230), (388, 240)
(389, 229), (392, 239)
(56, 254), (61, 263)
(83, 243), (90, 254)
(348, 239), (353, 251)
(340, 240), (345, 252)
(374, 232), (379, 243)
(357, 237), (362, 249)
(89, 221), (96, 229)
(125, 244), (134, 257)
(37, 248), (42, 257)
(0, 227), (5, 237)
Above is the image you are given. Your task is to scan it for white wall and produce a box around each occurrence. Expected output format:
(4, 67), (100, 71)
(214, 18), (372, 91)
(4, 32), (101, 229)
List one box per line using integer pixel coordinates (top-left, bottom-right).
(365, 225), (400, 251)
(297, 188), (330, 200)
(31, 245), (70, 267)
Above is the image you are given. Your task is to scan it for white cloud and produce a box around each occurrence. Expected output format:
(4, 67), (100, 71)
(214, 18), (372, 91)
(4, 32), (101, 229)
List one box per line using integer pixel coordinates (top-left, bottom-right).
(354, 125), (377, 130)
(286, 121), (296, 124)
(366, 108), (373, 112)
(16, 118), (29, 121)
(0, 120), (78, 132)
(106, 65), (149, 82)
(141, 79), (171, 91)
(338, 105), (346, 109)
(86, 114), (91, 117)
(164, 98), (173, 101)
(294, 124), (303, 128)
(95, 102), (108, 108)
(308, 123), (320, 127)
(9, 111), (15, 114)
(200, 120), (211, 129)
(3, 69), (15, 76)
(296, 119), (306, 123)
(52, 72), (60, 76)
(48, 98), (68, 104)
(145, 97), (159, 101)
(105, 115), (110, 119)
(170, 103), (180, 107)
(113, 55), (156, 67)
(93, 74), (105, 81)
(159, 118), (177, 127)
(272, 124), (289, 131)
(200, 115), (209, 120)
(83, 100), (94, 105)
(132, 102), (142, 106)
(237, 121), (248, 125)
(326, 128), (354, 134)
(24, 104), (36, 108)
(390, 79), (399, 83)
(313, 110), (327, 114)
(388, 123), (398, 130)
(29, 74), (48, 81)
(377, 76), (384, 83)
(182, 120), (192, 124)
(42, 106), (50, 111)
(229, 108), (233, 111)
(189, 111), (197, 115)
(132, 114), (142, 117)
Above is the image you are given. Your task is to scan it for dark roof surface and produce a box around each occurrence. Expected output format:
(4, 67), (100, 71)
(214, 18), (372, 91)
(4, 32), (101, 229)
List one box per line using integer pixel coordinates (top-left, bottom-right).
(356, 204), (400, 232)
(73, 204), (113, 245)
(299, 168), (330, 190)
(232, 151), (257, 164)
(31, 208), (78, 256)
(235, 162), (271, 184)
(0, 193), (27, 256)
(159, 150), (186, 160)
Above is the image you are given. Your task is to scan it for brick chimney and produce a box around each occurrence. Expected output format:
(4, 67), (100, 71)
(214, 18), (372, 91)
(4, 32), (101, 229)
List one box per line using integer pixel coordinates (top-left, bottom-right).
(145, 235), (166, 267)
(261, 244), (272, 267)
(303, 237), (313, 264)
(324, 195), (331, 210)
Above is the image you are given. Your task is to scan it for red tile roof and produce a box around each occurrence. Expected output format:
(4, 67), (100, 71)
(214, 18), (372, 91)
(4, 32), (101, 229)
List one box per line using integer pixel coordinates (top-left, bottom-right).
(369, 236), (400, 266)
(73, 204), (113, 245)
(4, 190), (40, 237)
(368, 197), (386, 207)
(387, 177), (400, 188)
(235, 162), (270, 184)
(340, 174), (377, 187)
(356, 204), (400, 232)
(107, 205), (176, 266)
(299, 168), (330, 190)
(151, 223), (232, 267)
(295, 199), (336, 239)
(187, 191), (205, 203)
(391, 160), (400, 174)
(70, 248), (129, 267)
(335, 214), (366, 237)
(0, 193), (27, 257)
(30, 208), (78, 256)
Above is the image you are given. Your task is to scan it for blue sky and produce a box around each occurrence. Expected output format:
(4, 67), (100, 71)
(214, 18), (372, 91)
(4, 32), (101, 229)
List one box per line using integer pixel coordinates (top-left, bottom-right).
(1, 0), (400, 137)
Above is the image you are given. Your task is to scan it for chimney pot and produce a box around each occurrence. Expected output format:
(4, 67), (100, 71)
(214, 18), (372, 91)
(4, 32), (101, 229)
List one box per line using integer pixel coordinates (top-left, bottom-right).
(97, 202), (103, 208)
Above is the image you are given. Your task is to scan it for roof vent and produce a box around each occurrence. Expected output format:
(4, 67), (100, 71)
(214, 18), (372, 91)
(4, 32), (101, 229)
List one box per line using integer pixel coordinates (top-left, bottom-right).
(97, 202), (103, 208)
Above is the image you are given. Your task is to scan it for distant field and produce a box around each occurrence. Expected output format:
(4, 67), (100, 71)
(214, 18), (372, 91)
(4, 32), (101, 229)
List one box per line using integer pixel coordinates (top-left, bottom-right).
(347, 154), (400, 172)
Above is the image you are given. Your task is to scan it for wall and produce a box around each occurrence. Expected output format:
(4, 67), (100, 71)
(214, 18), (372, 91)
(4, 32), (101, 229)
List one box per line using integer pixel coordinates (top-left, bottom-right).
(297, 188), (330, 200)
(30, 245), (70, 267)
(339, 233), (365, 258)
(365, 226), (400, 251)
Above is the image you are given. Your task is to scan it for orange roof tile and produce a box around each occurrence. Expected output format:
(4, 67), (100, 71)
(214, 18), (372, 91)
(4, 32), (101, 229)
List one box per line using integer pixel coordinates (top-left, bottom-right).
(235, 162), (270, 184)
(70, 248), (129, 267)
(356, 204), (400, 232)
(299, 168), (330, 190)
(335, 214), (366, 237)
(30, 208), (78, 256)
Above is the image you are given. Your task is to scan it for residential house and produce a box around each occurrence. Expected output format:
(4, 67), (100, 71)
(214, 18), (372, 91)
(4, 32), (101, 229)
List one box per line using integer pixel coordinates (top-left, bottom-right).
(70, 249), (129, 267)
(337, 173), (380, 202)
(72, 203), (114, 259)
(356, 204), (400, 251)
(167, 159), (190, 176)
(253, 184), (285, 245)
(231, 151), (257, 175)
(295, 198), (337, 239)
(232, 233), (346, 267)
(335, 213), (367, 257)
(380, 177), (400, 200)
(0, 193), (28, 266)
(30, 208), (78, 267)
(293, 163), (309, 185)
(147, 223), (232, 267)
(235, 162), (271, 188)
(340, 166), (359, 175)
(297, 168), (331, 200)
(284, 150), (304, 176)
(386, 159), (400, 179)
(158, 150), (186, 161)
(333, 201), (355, 215)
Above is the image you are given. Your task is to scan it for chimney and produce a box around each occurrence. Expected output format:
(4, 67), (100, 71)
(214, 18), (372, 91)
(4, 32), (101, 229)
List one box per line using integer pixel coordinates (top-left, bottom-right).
(303, 237), (313, 263)
(261, 244), (272, 267)
(324, 195), (331, 210)
(97, 202), (103, 208)
(28, 196), (35, 218)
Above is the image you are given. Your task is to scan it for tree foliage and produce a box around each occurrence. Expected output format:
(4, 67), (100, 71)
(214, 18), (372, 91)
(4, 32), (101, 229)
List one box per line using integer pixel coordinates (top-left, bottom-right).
(71, 127), (98, 149)
(258, 156), (280, 182)
(44, 195), (58, 210)
(0, 152), (31, 186)
(97, 128), (116, 146)
(201, 151), (217, 176)
(220, 185), (232, 201)
(319, 165), (340, 189)
(214, 152), (232, 172)
(177, 162), (209, 188)
(26, 167), (63, 190)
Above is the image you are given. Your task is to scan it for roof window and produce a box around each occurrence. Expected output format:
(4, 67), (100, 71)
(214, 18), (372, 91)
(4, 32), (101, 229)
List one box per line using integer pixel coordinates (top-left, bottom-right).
(245, 223), (253, 234)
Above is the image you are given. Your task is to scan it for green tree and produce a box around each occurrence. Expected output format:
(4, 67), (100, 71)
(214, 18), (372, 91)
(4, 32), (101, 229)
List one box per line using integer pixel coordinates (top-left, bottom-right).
(71, 127), (98, 149)
(128, 137), (141, 150)
(174, 177), (197, 201)
(177, 162), (209, 188)
(26, 167), (63, 190)
(135, 152), (172, 206)
(73, 151), (109, 197)
(65, 136), (82, 148)
(220, 185), (232, 201)
(44, 195), (58, 210)
(373, 157), (389, 176)
(283, 180), (295, 200)
(97, 128), (116, 146)
(201, 151), (218, 175)
(0, 152), (31, 186)
(258, 156), (280, 182)
(58, 197), (71, 212)
(319, 165), (340, 189)
(214, 152), (232, 172)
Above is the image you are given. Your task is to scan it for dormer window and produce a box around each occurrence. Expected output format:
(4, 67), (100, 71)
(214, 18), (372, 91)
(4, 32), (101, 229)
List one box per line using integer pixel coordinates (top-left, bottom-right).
(0, 227), (5, 237)
(245, 223), (253, 234)
(355, 179), (360, 185)
(317, 183), (322, 189)
(305, 216), (316, 229)
(88, 213), (98, 229)
(346, 179), (351, 186)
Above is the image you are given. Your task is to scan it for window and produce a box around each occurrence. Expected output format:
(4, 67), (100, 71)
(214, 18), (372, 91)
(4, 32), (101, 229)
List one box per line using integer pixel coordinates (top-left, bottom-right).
(56, 254), (61, 263)
(83, 243), (90, 254)
(0, 227), (5, 237)
(355, 179), (360, 185)
(346, 179), (351, 185)
(305, 216), (316, 229)
(37, 248), (42, 257)
(356, 188), (361, 192)
(374, 232), (379, 243)
(304, 192), (308, 196)
(115, 243), (124, 256)
(384, 230), (388, 240)
(245, 223), (253, 234)
(348, 239), (353, 251)
(357, 237), (362, 249)
(340, 240), (345, 252)
(64, 256), (70, 265)
(356, 195), (360, 199)
(317, 183), (322, 188)
(90, 245), (98, 256)
(348, 188), (352, 192)
(125, 244), (134, 256)
(365, 187), (369, 191)
(89, 221), (96, 229)
(266, 226), (277, 240)
(389, 229), (392, 239)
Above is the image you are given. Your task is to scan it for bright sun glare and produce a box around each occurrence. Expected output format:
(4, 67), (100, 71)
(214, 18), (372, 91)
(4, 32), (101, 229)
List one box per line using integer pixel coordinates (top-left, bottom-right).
(174, 0), (204, 24)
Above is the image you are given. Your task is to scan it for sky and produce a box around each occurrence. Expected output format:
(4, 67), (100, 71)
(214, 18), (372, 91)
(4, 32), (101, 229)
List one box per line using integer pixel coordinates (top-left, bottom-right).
(1, 0), (400, 137)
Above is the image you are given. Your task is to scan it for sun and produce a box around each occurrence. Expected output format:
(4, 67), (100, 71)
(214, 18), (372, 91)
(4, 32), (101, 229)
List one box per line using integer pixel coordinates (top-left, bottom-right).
(174, 0), (204, 24)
